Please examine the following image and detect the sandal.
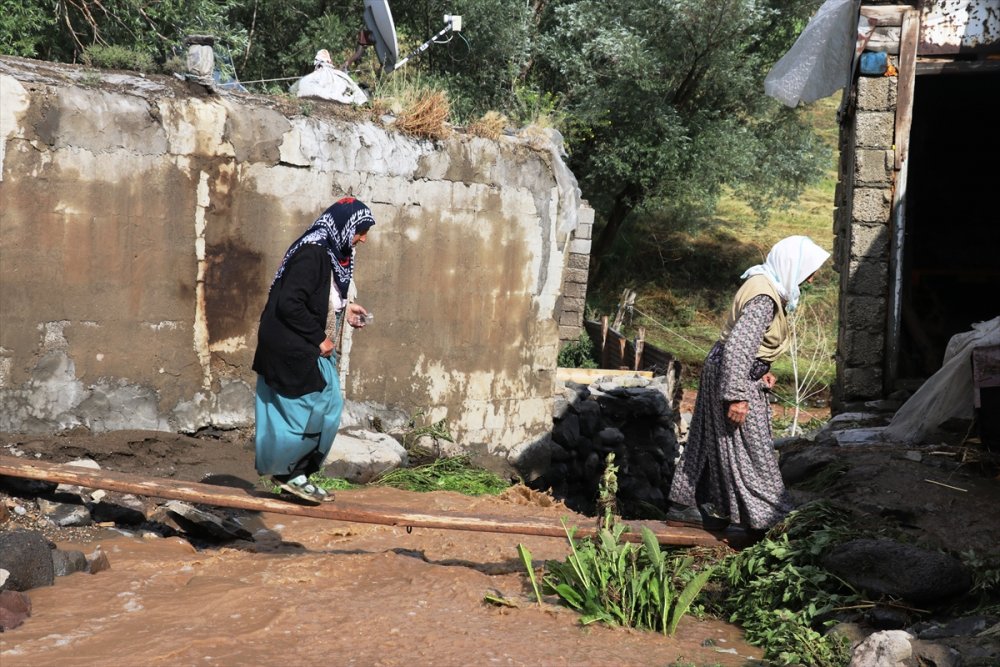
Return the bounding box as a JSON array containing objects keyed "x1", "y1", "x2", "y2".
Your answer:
[{"x1": 274, "y1": 474, "x2": 332, "y2": 504}]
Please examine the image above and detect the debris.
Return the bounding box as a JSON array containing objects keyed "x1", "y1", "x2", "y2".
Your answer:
[{"x1": 923, "y1": 479, "x2": 967, "y2": 492}]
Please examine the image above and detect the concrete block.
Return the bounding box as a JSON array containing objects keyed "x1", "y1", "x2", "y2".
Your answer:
[
  {"x1": 854, "y1": 149, "x2": 893, "y2": 187},
  {"x1": 843, "y1": 329, "x2": 885, "y2": 366},
  {"x1": 845, "y1": 295, "x2": 887, "y2": 332},
  {"x1": 561, "y1": 297, "x2": 586, "y2": 313},
  {"x1": 855, "y1": 111, "x2": 895, "y2": 149},
  {"x1": 574, "y1": 222, "x2": 593, "y2": 240},
  {"x1": 564, "y1": 268, "x2": 589, "y2": 284},
  {"x1": 842, "y1": 366, "x2": 883, "y2": 400},
  {"x1": 846, "y1": 259, "x2": 889, "y2": 297},
  {"x1": 559, "y1": 309, "x2": 584, "y2": 326},
  {"x1": 577, "y1": 206, "x2": 595, "y2": 226},
  {"x1": 567, "y1": 253, "x2": 590, "y2": 271},
  {"x1": 562, "y1": 282, "x2": 588, "y2": 299},
  {"x1": 559, "y1": 325, "x2": 583, "y2": 341},
  {"x1": 852, "y1": 187, "x2": 892, "y2": 224},
  {"x1": 850, "y1": 223, "x2": 890, "y2": 259},
  {"x1": 568, "y1": 238, "x2": 592, "y2": 255},
  {"x1": 857, "y1": 76, "x2": 893, "y2": 111}
]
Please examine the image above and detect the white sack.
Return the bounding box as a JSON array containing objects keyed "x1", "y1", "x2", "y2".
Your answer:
[
  {"x1": 296, "y1": 67, "x2": 368, "y2": 106},
  {"x1": 883, "y1": 316, "x2": 1000, "y2": 444}
]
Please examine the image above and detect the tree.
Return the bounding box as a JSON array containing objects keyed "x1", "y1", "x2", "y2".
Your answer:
[{"x1": 527, "y1": 0, "x2": 828, "y2": 282}]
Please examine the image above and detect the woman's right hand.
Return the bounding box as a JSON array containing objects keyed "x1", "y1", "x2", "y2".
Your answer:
[
  {"x1": 319, "y1": 337, "x2": 335, "y2": 358},
  {"x1": 727, "y1": 400, "x2": 749, "y2": 425}
]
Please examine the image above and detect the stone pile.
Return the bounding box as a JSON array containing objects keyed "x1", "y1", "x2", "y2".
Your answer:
[{"x1": 531, "y1": 375, "x2": 681, "y2": 518}]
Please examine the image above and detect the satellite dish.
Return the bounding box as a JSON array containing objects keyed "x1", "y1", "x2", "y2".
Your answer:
[{"x1": 363, "y1": 0, "x2": 399, "y2": 72}]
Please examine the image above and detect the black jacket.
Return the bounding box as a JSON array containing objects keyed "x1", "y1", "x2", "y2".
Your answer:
[{"x1": 252, "y1": 245, "x2": 332, "y2": 397}]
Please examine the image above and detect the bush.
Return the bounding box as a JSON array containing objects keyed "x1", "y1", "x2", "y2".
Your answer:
[
  {"x1": 82, "y1": 44, "x2": 155, "y2": 73},
  {"x1": 558, "y1": 333, "x2": 598, "y2": 368}
]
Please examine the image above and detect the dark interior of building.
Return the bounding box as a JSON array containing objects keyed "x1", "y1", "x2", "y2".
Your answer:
[{"x1": 897, "y1": 69, "x2": 1000, "y2": 382}]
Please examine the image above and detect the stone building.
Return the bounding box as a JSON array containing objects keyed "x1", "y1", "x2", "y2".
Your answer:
[{"x1": 833, "y1": 0, "x2": 999, "y2": 408}]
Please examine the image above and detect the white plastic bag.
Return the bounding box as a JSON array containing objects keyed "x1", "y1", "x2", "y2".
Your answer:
[
  {"x1": 296, "y1": 66, "x2": 368, "y2": 106},
  {"x1": 764, "y1": 0, "x2": 863, "y2": 107}
]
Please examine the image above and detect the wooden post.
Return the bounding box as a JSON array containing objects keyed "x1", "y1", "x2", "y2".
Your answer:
[
  {"x1": 601, "y1": 315, "x2": 610, "y2": 368},
  {"x1": 886, "y1": 7, "x2": 919, "y2": 391},
  {"x1": 634, "y1": 327, "x2": 646, "y2": 371}
]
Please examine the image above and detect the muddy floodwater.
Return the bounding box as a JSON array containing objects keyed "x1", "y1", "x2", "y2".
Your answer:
[{"x1": 1, "y1": 487, "x2": 762, "y2": 666}]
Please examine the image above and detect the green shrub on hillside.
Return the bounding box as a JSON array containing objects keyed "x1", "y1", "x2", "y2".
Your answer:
[{"x1": 82, "y1": 44, "x2": 155, "y2": 73}]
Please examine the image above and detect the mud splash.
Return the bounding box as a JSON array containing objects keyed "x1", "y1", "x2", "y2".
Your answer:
[{"x1": 2, "y1": 488, "x2": 762, "y2": 667}]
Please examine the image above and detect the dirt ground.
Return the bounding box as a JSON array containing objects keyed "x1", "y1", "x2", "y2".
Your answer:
[
  {"x1": 0, "y1": 427, "x2": 764, "y2": 667},
  {"x1": 1, "y1": 407, "x2": 999, "y2": 666}
]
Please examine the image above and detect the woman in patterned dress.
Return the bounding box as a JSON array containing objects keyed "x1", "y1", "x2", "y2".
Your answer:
[{"x1": 666, "y1": 236, "x2": 830, "y2": 531}]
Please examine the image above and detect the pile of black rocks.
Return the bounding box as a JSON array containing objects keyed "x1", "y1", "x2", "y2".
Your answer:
[{"x1": 531, "y1": 375, "x2": 681, "y2": 518}]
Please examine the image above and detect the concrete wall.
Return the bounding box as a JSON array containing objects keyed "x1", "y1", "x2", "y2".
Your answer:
[{"x1": 0, "y1": 57, "x2": 592, "y2": 461}]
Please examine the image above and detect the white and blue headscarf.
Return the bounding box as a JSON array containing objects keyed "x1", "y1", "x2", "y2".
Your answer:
[
  {"x1": 740, "y1": 236, "x2": 830, "y2": 312},
  {"x1": 271, "y1": 197, "x2": 375, "y2": 299}
]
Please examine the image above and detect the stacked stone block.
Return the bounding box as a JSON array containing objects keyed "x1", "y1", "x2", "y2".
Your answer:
[
  {"x1": 558, "y1": 206, "x2": 595, "y2": 345},
  {"x1": 834, "y1": 59, "x2": 899, "y2": 407}
]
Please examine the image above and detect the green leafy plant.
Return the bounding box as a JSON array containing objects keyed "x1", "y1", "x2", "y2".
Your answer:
[
  {"x1": 959, "y1": 550, "x2": 1000, "y2": 614},
  {"x1": 373, "y1": 456, "x2": 509, "y2": 496},
  {"x1": 543, "y1": 519, "x2": 714, "y2": 635},
  {"x1": 258, "y1": 472, "x2": 355, "y2": 494},
  {"x1": 518, "y1": 543, "x2": 543, "y2": 605},
  {"x1": 558, "y1": 333, "x2": 599, "y2": 369},
  {"x1": 536, "y1": 456, "x2": 713, "y2": 634},
  {"x1": 721, "y1": 502, "x2": 858, "y2": 666}
]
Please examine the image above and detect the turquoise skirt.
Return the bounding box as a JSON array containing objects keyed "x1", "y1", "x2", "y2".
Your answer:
[{"x1": 254, "y1": 356, "x2": 343, "y2": 476}]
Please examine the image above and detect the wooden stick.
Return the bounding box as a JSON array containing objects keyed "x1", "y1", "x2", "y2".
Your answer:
[
  {"x1": 0, "y1": 456, "x2": 746, "y2": 547},
  {"x1": 923, "y1": 478, "x2": 967, "y2": 492}
]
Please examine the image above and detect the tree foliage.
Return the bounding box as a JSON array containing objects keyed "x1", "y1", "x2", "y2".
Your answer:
[
  {"x1": 527, "y1": 0, "x2": 828, "y2": 279},
  {"x1": 0, "y1": 0, "x2": 829, "y2": 277}
]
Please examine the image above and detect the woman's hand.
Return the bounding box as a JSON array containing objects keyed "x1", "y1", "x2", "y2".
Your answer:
[
  {"x1": 319, "y1": 337, "x2": 335, "y2": 358},
  {"x1": 727, "y1": 400, "x2": 750, "y2": 426},
  {"x1": 761, "y1": 372, "x2": 777, "y2": 389},
  {"x1": 346, "y1": 302, "x2": 369, "y2": 328}
]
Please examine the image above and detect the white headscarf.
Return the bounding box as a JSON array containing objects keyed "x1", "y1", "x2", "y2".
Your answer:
[{"x1": 740, "y1": 236, "x2": 830, "y2": 312}]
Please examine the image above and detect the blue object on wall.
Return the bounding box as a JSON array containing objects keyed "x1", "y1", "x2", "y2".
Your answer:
[{"x1": 860, "y1": 51, "x2": 888, "y2": 76}]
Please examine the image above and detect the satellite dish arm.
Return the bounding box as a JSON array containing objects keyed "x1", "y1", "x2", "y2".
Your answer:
[{"x1": 391, "y1": 15, "x2": 461, "y2": 72}]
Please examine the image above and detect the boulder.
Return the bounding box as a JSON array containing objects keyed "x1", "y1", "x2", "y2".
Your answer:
[
  {"x1": 0, "y1": 590, "x2": 32, "y2": 631},
  {"x1": 51, "y1": 549, "x2": 89, "y2": 577},
  {"x1": 322, "y1": 430, "x2": 408, "y2": 483},
  {"x1": 849, "y1": 630, "x2": 913, "y2": 667},
  {"x1": 0, "y1": 530, "x2": 55, "y2": 591},
  {"x1": 823, "y1": 539, "x2": 973, "y2": 604}
]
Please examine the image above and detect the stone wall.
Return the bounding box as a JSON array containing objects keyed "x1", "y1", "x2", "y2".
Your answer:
[{"x1": 0, "y1": 56, "x2": 592, "y2": 463}]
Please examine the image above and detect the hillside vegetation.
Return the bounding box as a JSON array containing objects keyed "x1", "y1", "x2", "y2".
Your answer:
[{"x1": 586, "y1": 95, "x2": 841, "y2": 422}]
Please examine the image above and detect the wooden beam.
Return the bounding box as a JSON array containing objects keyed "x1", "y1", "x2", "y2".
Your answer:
[
  {"x1": 861, "y1": 5, "x2": 906, "y2": 27},
  {"x1": 894, "y1": 8, "x2": 920, "y2": 170},
  {"x1": 916, "y1": 58, "x2": 1000, "y2": 76},
  {"x1": 0, "y1": 456, "x2": 747, "y2": 548}
]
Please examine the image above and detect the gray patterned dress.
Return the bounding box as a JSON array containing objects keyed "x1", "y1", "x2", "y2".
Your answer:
[{"x1": 668, "y1": 295, "x2": 792, "y2": 530}]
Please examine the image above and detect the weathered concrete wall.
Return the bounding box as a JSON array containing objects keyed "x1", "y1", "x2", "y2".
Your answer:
[{"x1": 0, "y1": 57, "x2": 592, "y2": 460}]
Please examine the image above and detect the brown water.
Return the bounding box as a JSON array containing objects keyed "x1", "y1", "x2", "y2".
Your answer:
[{"x1": 2, "y1": 488, "x2": 763, "y2": 666}]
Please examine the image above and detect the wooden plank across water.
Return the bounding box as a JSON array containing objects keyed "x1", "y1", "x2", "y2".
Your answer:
[{"x1": 0, "y1": 455, "x2": 748, "y2": 548}]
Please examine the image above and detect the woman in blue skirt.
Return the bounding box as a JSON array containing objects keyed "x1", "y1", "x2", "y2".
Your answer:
[{"x1": 252, "y1": 198, "x2": 375, "y2": 502}]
